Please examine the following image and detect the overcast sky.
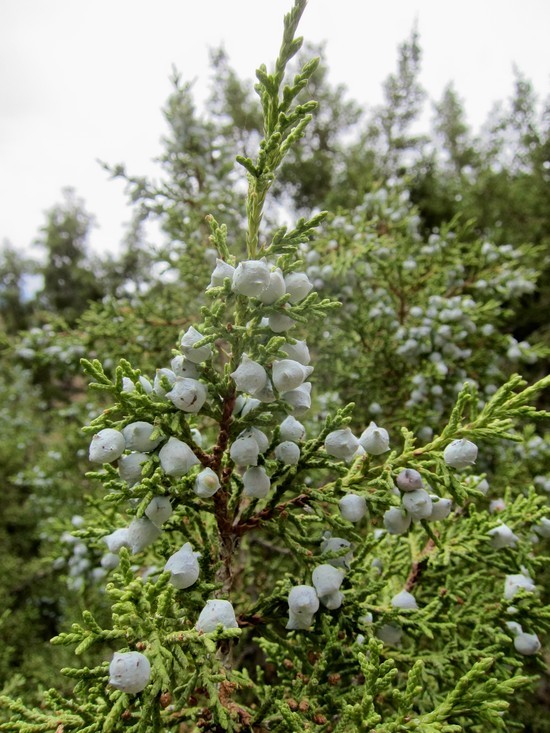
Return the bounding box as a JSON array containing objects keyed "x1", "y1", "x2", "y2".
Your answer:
[{"x1": 1, "y1": 0, "x2": 549, "y2": 259}]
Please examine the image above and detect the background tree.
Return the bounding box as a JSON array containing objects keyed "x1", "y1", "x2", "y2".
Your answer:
[
  {"x1": 0, "y1": 244, "x2": 37, "y2": 335},
  {"x1": 35, "y1": 188, "x2": 103, "y2": 325}
]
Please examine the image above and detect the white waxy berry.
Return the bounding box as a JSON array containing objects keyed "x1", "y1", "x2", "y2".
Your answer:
[
  {"x1": 489, "y1": 498, "x2": 506, "y2": 513},
  {"x1": 122, "y1": 377, "x2": 135, "y2": 393},
  {"x1": 339, "y1": 494, "x2": 367, "y2": 522},
  {"x1": 138, "y1": 376, "x2": 153, "y2": 393},
  {"x1": 488, "y1": 523, "x2": 519, "y2": 549},
  {"x1": 272, "y1": 359, "x2": 313, "y2": 393},
  {"x1": 118, "y1": 452, "x2": 148, "y2": 486},
  {"x1": 469, "y1": 476, "x2": 490, "y2": 495},
  {"x1": 505, "y1": 621, "x2": 523, "y2": 635},
  {"x1": 239, "y1": 397, "x2": 261, "y2": 416},
  {"x1": 153, "y1": 368, "x2": 177, "y2": 396},
  {"x1": 230, "y1": 436, "x2": 259, "y2": 466},
  {"x1": 109, "y1": 651, "x2": 151, "y2": 694},
  {"x1": 122, "y1": 421, "x2": 163, "y2": 453},
  {"x1": 194, "y1": 468, "x2": 221, "y2": 498},
  {"x1": 258, "y1": 268, "x2": 286, "y2": 304},
  {"x1": 514, "y1": 632, "x2": 541, "y2": 655},
  {"x1": 428, "y1": 496, "x2": 453, "y2": 521},
  {"x1": 504, "y1": 572, "x2": 536, "y2": 600},
  {"x1": 103, "y1": 528, "x2": 130, "y2": 553},
  {"x1": 254, "y1": 379, "x2": 276, "y2": 403},
  {"x1": 395, "y1": 468, "x2": 424, "y2": 492},
  {"x1": 171, "y1": 355, "x2": 199, "y2": 379},
  {"x1": 89, "y1": 429, "x2": 126, "y2": 464},
  {"x1": 230, "y1": 355, "x2": 267, "y2": 395},
  {"x1": 180, "y1": 326, "x2": 212, "y2": 364},
  {"x1": 284, "y1": 272, "x2": 313, "y2": 303},
  {"x1": 196, "y1": 599, "x2": 238, "y2": 632},
  {"x1": 268, "y1": 310, "x2": 295, "y2": 333},
  {"x1": 209, "y1": 258, "x2": 235, "y2": 289},
  {"x1": 232, "y1": 260, "x2": 271, "y2": 297},
  {"x1": 274, "y1": 441, "x2": 300, "y2": 465},
  {"x1": 359, "y1": 612, "x2": 374, "y2": 625},
  {"x1": 391, "y1": 590, "x2": 418, "y2": 610},
  {"x1": 282, "y1": 340, "x2": 310, "y2": 365},
  {"x1": 324, "y1": 428, "x2": 360, "y2": 461},
  {"x1": 359, "y1": 422, "x2": 390, "y2": 455},
  {"x1": 286, "y1": 585, "x2": 319, "y2": 630},
  {"x1": 383, "y1": 507, "x2": 412, "y2": 535},
  {"x1": 233, "y1": 395, "x2": 246, "y2": 414},
  {"x1": 242, "y1": 465, "x2": 271, "y2": 498},
  {"x1": 312, "y1": 564, "x2": 344, "y2": 598},
  {"x1": 533, "y1": 518, "x2": 550, "y2": 539},
  {"x1": 279, "y1": 415, "x2": 306, "y2": 443},
  {"x1": 443, "y1": 439, "x2": 478, "y2": 469},
  {"x1": 165, "y1": 542, "x2": 201, "y2": 589},
  {"x1": 101, "y1": 552, "x2": 120, "y2": 570},
  {"x1": 321, "y1": 536, "x2": 353, "y2": 569},
  {"x1": 239, "y1": 427, "x2": 269, "y2": 454},
  {"x1": 190, "y1": 428, "x2": 203, "y2": 446},
  {"x1": 166, "y1": 377, "x2": 208, "y2": 413},
  {"x1": 376, "y1": 623, "x2": 402, "y2": 646},
  {"x1": 144, "y1": 496, "x2": 173, "y2": 528},
  {"x1": 282, "y1": 382, "x2": 312, "y2": 415},
  {"x1": 159, "y1": 437, "x2": 199, "y2": 476},
  {"x1": 321, "y1": 591, "x2": 344, "y2": 610},
  {"x1": 127, "y1": 517, "x2": 161, "y2": 554},
  {"x1": 204, "y1": 247, "x2": 217, "y2": 265},
  {"x1": 476, "y1": 478, "x2": 490, "y2": 496},
  {"x1": 376, "y1": 624, "x2": 403, "y2": 646},
  {"x1": 402, "y1": 489, "x2": 433, "y2": 521}
]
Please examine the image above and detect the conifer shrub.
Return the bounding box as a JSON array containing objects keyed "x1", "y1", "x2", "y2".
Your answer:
[{"x1": 1, "y1": 3, "x2": 548, "y2": 731}]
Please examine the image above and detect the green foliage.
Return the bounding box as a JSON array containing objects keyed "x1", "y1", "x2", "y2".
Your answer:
[{"x1": 0, "y1": 364, "x2": 95, "y2": 701}]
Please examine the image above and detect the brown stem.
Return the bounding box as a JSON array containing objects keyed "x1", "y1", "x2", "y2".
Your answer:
[
  {"x1": 404, "y1": 538, "x2": 435, "y2": 592},
  {"x1": 233, "y1": 493, "x2": 311, "y2": 536},
  {"x1": 210, "y1": 388, "x2": 237, "y2": 594},
  {"x1": 213, "y1": 488, "x2": 238, "y2": 595},
  {"x1": 212, "y1": 387, "x2": 236, "y2": 473}
]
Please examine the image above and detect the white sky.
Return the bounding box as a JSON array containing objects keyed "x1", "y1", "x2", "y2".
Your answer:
[{"x1": 1, "y1": 0, "x2": 549, "y2": 259}]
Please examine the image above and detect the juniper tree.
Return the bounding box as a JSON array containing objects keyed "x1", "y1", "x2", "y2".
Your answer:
[
  {"x1": 36, "y1": 189, "x2": 103, "y2": 325},
  {"x1": 1, "y1": 3, "x2": 549, "y2": 732},
  {"x1": 349, "y1": 27, "x2": 427, "y2": 186},
  {"x1": 432, "y1": 84, "x2": 478, "y2": 177},
  {"x1": 304, "y1": 182, "x2": 548, "y2": 433}
]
